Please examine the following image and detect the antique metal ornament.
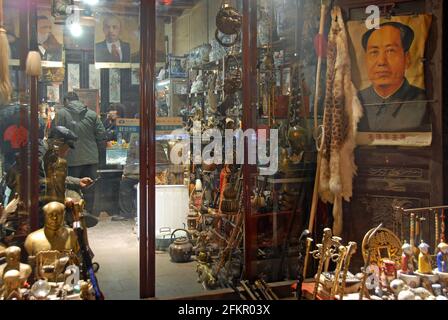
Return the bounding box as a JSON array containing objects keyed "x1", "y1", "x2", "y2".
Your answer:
[
  {"x1": 223, "y1": 56, "x2": 242, "y2": 95},
  {"x1": 361, "y1": 227, "x2": 402, "y2": 267},
  {"x1": 1, "y1": 270, "x2": 22, "y2": 300},
  {"x1": 310, "y1": 228, "x2": 344, "y2": 299},
  {"x1": 169, "y1": 229, "x2": 194, "y2": 263},
  {"x1": 0, "y1": 246, "x2": 32, "y2": 286},
  {"x1": 215, "y1": 2, "x2": 242, "y2": 47},
  {"x1": 196, "y1": 252, "x2": 217, "y2": 289}
]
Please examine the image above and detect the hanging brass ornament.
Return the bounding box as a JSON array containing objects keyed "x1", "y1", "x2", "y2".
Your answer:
[
  {"x1": 215, "y1": 2, "x2": 242, "y2": 47},
  {"x1": 223, "y1": 55, "x2": 242, "y2": 95}
]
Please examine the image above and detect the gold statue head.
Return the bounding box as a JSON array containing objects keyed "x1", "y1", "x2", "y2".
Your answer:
[
  {"x1": 5, "y1": 246, "x2": 21, "y2": 265},
  {"x1": 43, "y1": 202, "x2": 65, "y2": 231}
]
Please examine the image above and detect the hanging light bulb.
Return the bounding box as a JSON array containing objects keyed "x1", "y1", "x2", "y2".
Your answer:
[
  {"x1": 69, "y1": 22, "x2": 83, "y2": 37},
  {"x1": 66, "y1": 10, "x2": 83, "y2": 38}
]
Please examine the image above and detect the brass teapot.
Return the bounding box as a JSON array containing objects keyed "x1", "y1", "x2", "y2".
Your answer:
[{"x1": 169, "y1": 229, "x2": 194, "y2": 263}]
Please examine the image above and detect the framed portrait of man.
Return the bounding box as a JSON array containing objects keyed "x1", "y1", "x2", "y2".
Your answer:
[
  {"x1": 347, "y1": 15, "x2": 433, "y2": 146},
  {"x1": 37, "y1": 5, "x2": 64, "y2": 67},
  {"x1": 4, "y1": 6, "x2": 20, "y2": 62},
  {"x1": 94, "y1": 12, "x2": 139, "y2": 68}
]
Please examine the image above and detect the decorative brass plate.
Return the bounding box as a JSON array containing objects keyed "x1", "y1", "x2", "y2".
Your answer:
[{"x1": 362, "y1": 227, "x2": 402, "y2": 266}]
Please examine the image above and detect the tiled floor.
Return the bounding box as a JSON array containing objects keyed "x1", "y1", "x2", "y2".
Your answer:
[{"x1": 88, "y1": 216, "x2": 205, "y2": 300}]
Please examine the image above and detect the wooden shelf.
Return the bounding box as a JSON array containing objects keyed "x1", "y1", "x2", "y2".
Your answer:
[
  {"x1": 257, "y1": 176, "x2": 313, "y2": 184},
  {"x1": 249, "y1": 210, "x2": 296, "y2": 218}
]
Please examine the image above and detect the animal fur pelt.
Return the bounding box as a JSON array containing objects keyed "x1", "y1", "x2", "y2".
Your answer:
[{"x1": 318, "y1": 7, "x2": 363, "y2": 236}]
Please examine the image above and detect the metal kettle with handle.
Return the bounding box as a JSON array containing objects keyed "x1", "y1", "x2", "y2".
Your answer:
[{"x1": 169, "y1": 229, "x2": 193, "y2": 263}]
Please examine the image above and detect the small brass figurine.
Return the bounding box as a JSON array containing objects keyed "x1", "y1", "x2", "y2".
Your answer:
[
  {"x1": 196, "y1": 252, "x2": 216, "y2": 290},
  {"x1": 1, "y1": 270, "x2": 22, "y2": 300},
  {"x1": 0, "y1": 246, "x2": 32, "y2": 286},
  {"x1": 80, "y1": 281, "x2": 95, "y2": 300},
  {"x1": 24, "y1": 202, "x2": 80, "y2": 257}
]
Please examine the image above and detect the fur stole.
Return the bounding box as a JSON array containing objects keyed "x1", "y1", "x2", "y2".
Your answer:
[{"x1": 318, "y1": 7, "x2": 363, "y2": 236}]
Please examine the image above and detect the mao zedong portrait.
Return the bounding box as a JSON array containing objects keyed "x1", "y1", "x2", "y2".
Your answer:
[
  {"x1": 95, "y1": 15, "x2": 131, "y2": 63},
  {"x1": 358, "y1": 22, "x2": 429, "y2": 132}
]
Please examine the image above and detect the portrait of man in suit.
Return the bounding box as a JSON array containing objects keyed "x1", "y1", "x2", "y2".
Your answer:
[
  {"x1": 37, "y1": 15, "x2": 63, "y2": 62},
  {"x1": 95, "y1": 14, "x2": 131, "y2": 63},
  {"x1": 4, "y1": 13, "x2": 19, "y2": 60},
  {"x1": 358, "y1": 22, "x2": 429, "y2": 132}
]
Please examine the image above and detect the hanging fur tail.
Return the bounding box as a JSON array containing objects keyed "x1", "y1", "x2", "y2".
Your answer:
[
  {"x1": 0, "y1": 0, "x2": 12, "y2": 105},
  {"x1": 26, "y1": 51, "x2": 42, "y2": 77},
  {"x1": 332, "y1": 195, "x2": 343, "y2": 236},
  {"x1": 318, "y1": 7, "x2": 363, "y2": 237}
]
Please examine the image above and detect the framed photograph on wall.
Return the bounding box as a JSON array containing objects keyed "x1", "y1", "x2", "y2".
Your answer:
[
  {"x1": 4, "y1": 4, "x2": 20, "y2": 61},
  {"x1": 94, "y1": 11, "x2": 139, "y2": 68},
  {"x1": 37, "y1": 2, "x2": 64, "y2": 68}
]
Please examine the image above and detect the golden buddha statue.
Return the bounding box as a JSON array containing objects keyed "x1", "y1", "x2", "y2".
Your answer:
[
  {"x1": 1, "y1": 270, "x2": 22, "y2": 300},
  {"x1": 24, "y1": 202, "x2": 79, "y2": 258},
  {"x1": 0, "y1": 246, "x2": 31, "y2": 286}
]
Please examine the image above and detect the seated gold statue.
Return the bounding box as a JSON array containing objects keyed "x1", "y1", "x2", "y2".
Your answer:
[
  {"x1": 0, "y1": 246, "x2": 31, "y2": 286},
  {"x1": 1, "y1": 270, "x2": 22, "y2": 300},
  {"x1": 24, "y1": 202, "x2": 79, "y2": 257}
]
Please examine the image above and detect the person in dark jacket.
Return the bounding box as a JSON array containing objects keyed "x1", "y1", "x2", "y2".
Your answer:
[
  {"x1": 103, "y1": 103, "x2": 125, "y2": 143},
  {"x1": 53, "y1": 92, "x2": 106, "y2": 216}
]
